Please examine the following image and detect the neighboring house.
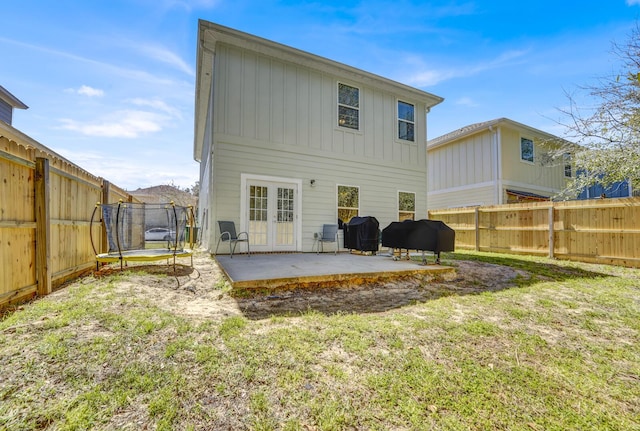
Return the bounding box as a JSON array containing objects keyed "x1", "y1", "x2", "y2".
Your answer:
[
  {"x1": 427, "y1": 118, "x2": 574, "y2": 210},
  {"x1": 0, "y1": 85, "x2": 28, "y2": 125},
  {"x1": 194, "y1": 21, "x2": 443, "y2": 252},
  {"x1": 577, "y1": 179, "x2": 634, "y2": 199}
]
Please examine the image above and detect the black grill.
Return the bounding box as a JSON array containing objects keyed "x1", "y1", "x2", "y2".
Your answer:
[
  {"x1": 343, "y1": 216, "x2": 380, "y2": 252},
  {"x1": 382, "y1": 219, "x2": 455, "y2": 264}
]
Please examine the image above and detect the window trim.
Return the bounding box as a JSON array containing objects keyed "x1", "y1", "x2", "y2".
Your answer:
[
  {"x1": 337, "y1": 82, "x2": 360, "y2": 131},
  {"x1": 337, "y1": 184, "x2": 360, "y2": 223},
  {"x1": 398, "y1": 190, "x2": 416, "y2": 221},
  {"x1": 397, "y1": 100, "x2": 415, "y2": 142},
  {"x1": 520, "y1": 137, "x2": 535, "y2": 164}
]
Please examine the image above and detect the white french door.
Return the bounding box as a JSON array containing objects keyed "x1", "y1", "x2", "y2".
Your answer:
[{"x1": 242, "y1": 176, "x2": 301, "y2": 252}]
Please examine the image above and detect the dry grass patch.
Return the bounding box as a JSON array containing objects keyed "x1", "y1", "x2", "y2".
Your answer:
[{"x1": 1, "y1": 251, "x2": 639, "y2": 430}]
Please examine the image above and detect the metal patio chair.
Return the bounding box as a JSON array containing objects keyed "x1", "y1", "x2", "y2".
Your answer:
[
  {"x1": 215, "y1": 221, "x2": 250, "y2": 258},
  {"x1": 313, "y1": 224, "x2": 339, "y2": 255}
]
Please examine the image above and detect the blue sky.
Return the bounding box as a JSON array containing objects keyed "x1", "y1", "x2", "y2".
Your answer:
[{"x1": 2, "y1": 1, "x2": 639, "y2": 190}]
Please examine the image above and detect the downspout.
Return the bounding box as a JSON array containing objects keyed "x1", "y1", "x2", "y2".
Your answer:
[
  {"x1": 425, "y1": 106, "x2": 431, "y2": 214},
  {"x1": 496, "y1": 127, "x2": 503, "y2": 204}
]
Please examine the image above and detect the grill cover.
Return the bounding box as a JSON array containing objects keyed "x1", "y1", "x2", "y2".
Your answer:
[
  {"x1": 382, "y1": 219, "x2": 455, "y2": 253},
  {"x1": 343, "y1": 216, "x2": 380, "y2": 252}
]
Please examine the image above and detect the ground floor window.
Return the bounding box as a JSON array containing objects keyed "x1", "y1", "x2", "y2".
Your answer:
[
  {"x1": 398, "y1": 191, "x2": 415, "y2": 221},
  {"x1": 338, "y1": 185, "x2": 359, "y2": 223}
]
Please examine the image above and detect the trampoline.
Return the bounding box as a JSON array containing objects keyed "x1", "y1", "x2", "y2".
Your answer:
[{"x1": 90, "y1": 201, "x2": 196, "y2": 270}]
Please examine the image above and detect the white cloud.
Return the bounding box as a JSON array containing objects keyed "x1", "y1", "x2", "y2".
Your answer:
[
  {"x1": 455, "y1": 97, "x2": 479, "y2": 107},
  {"x1": 0, "y1": 36, "x2": 181, "y2": 88},
  {"x1": 58, "y1": 110, "x2": 168, "y2": 138},
  {"x1": 77, "y1": 85, "x2": 104, "y2": 97},
  {"x1": 136, "y1": 44, "x2": 194, "y2": 76},
  {"x1": 404, "y1": 49, "x2": 528, "y2": 87},
  {"x1": 128, "y1": 98, "x2": 182, "y2": 119},
  {"x1": 627, "y1": 0, "x2": 640, "y2": 5},
  {"x1": 55, "y1": 148, "x2": 197, "y2": 190}
]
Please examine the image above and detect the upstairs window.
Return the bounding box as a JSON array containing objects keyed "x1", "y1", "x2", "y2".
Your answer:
[
  {"x1": 398, "y1": 101, "x2": 415, "y2": 141},
  {"x1": 338, "y1": 83, "x2": 359, "y2": 130},
  {"x1": 563, "y1": 153, "x2": 572, "y2": 177},
  {"x1": 521, "y1": 137, "x2": 534, "y2": 163},
  {"x1": 338, "y1": 185, "x2": 359, "y2": 223},
  {"x1": 398, "y1": 191, "x2": 416, "y2": 221}
]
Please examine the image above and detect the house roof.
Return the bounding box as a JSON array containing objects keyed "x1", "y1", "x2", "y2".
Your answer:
[
  {"x1": 194, "y1": 20, "x2": 444, "y2": 161},
  {"x1": 0, "y1": 85, "x2": 28, "y2": 110},
  {"x1": 427, "y1": 117, "x2": 572, "y2": 151}
]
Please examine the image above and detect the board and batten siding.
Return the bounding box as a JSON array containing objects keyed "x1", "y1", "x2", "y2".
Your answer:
[
  {"x1": 500, "y1": 127, "x2": 567, "y2": 191},
  {"x1": 427, "y1": 130, "x2": 495, "y2": 192},
  {"x1": 200, "y1": 42, "x2": 430, "y2": 251},
  {"x1": 213, "y1": 44, "x2": 426, "y2": 168}
]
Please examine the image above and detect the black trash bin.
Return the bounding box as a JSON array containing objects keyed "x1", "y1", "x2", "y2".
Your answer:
[{"x1": 343, "y1": 216, "x2": 380, "y2": 253}]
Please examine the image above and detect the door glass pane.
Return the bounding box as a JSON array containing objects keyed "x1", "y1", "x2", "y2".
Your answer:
[
  {"x1": 276, "y1": 187, "x2": 294, "y2": 246},
  {"x1": 249, "y1": 185, "x2": 268, "y2": 245}
]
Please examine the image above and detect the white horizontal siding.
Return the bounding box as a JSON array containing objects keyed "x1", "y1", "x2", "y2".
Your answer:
[
  {"x1": 427, "y1": 184, "x2": 496, "y2": 211},
  {"x1": 210, "y1": 141, "x2": 427, "y2": 251}
]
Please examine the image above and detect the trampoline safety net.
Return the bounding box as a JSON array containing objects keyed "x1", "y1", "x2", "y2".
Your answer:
[{"x1": 91, "y1": 201, "x2": 194, "y2": 266}]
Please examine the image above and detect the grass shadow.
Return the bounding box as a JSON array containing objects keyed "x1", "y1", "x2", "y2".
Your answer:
[{"x1": 439, "y1": 251, "x2": 615, "y2": 285}]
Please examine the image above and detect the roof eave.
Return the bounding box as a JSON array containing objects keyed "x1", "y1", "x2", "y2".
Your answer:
[{"x1": 0, "y1": 85, "x2": 28, "y2": 110}]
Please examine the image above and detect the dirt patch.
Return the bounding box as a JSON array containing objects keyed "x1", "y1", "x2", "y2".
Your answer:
[{"x1": 87, "y1": 252, "x2": 526, "y2": 321}]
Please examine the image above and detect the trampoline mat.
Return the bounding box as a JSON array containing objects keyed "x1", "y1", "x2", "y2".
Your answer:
[{"x1": 96, "y1": 248, "x2": 193, "y2": 263}]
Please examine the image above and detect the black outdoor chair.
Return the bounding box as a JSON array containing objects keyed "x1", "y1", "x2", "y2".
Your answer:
[{"x1": 215, "y1": 221, "x2": 250, "y2": 258}]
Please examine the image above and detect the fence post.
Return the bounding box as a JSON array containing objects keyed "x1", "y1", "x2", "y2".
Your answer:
[
  {"x1": 475, "y1": 207, "x2": 480, "y2": 251},
  {"x1": 548, "y1": 205, "x2": 555, "y2": 259},
  {"x1": 35, "y1": 157, "x2": 52, "y2": 296},
  {"x1": 101, "y1": 180, "x2": 110, "y2": 253}
]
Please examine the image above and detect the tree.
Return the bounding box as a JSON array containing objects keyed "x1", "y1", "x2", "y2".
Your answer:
[
  {"x1": 189, "y1": 180, "x2": 200, "y2": 197},
  {"x1": 554, "y1": 23, "x2": 640, "y2": 199}
]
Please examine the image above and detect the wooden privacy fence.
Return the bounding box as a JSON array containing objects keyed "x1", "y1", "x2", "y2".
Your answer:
[
  {"x1": 1, "y1": 125, "x2": 138, "y2": 308},
  {"x1": 428, "y1": 197, "x2": 640, "y2": 268}
]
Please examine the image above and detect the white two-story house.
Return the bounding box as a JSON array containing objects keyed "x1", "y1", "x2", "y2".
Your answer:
[{"x1": 194, "y1": 21, "x2": 443, "y2": 253}]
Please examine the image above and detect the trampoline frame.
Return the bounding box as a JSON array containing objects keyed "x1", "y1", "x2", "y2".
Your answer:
[{"x1": 90, "y1": 201, "x2": 196, "y2": 270}]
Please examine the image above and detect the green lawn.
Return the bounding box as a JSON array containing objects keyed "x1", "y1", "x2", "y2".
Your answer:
[{"x1": 1, "y1": 251, "x2": 639, "y2": 430}]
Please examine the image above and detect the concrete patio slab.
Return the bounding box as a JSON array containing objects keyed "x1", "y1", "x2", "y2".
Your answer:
[{"x1": 214, "y1": 251, "x2": 455, "y2": 290}]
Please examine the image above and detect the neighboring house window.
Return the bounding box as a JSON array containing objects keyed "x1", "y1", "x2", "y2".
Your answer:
[
  {"x1": 563, "y1": 153, "x2": 572, "y2": 177},
  {"x1": 338, "y1": 185, "x2": 359, "y2": 223},
  {"x1": 398, "y1": 191, "x2": 415, "y2": 221},
  {"x1": 521, "y1": 137, "x2": 534, "y2": 163},
  {"x1": 398, "y1": 101, "x2": 415, "y2": 141},
  {"x1": 338, "y1": 83, "x2": 359, "y2": 130}
]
